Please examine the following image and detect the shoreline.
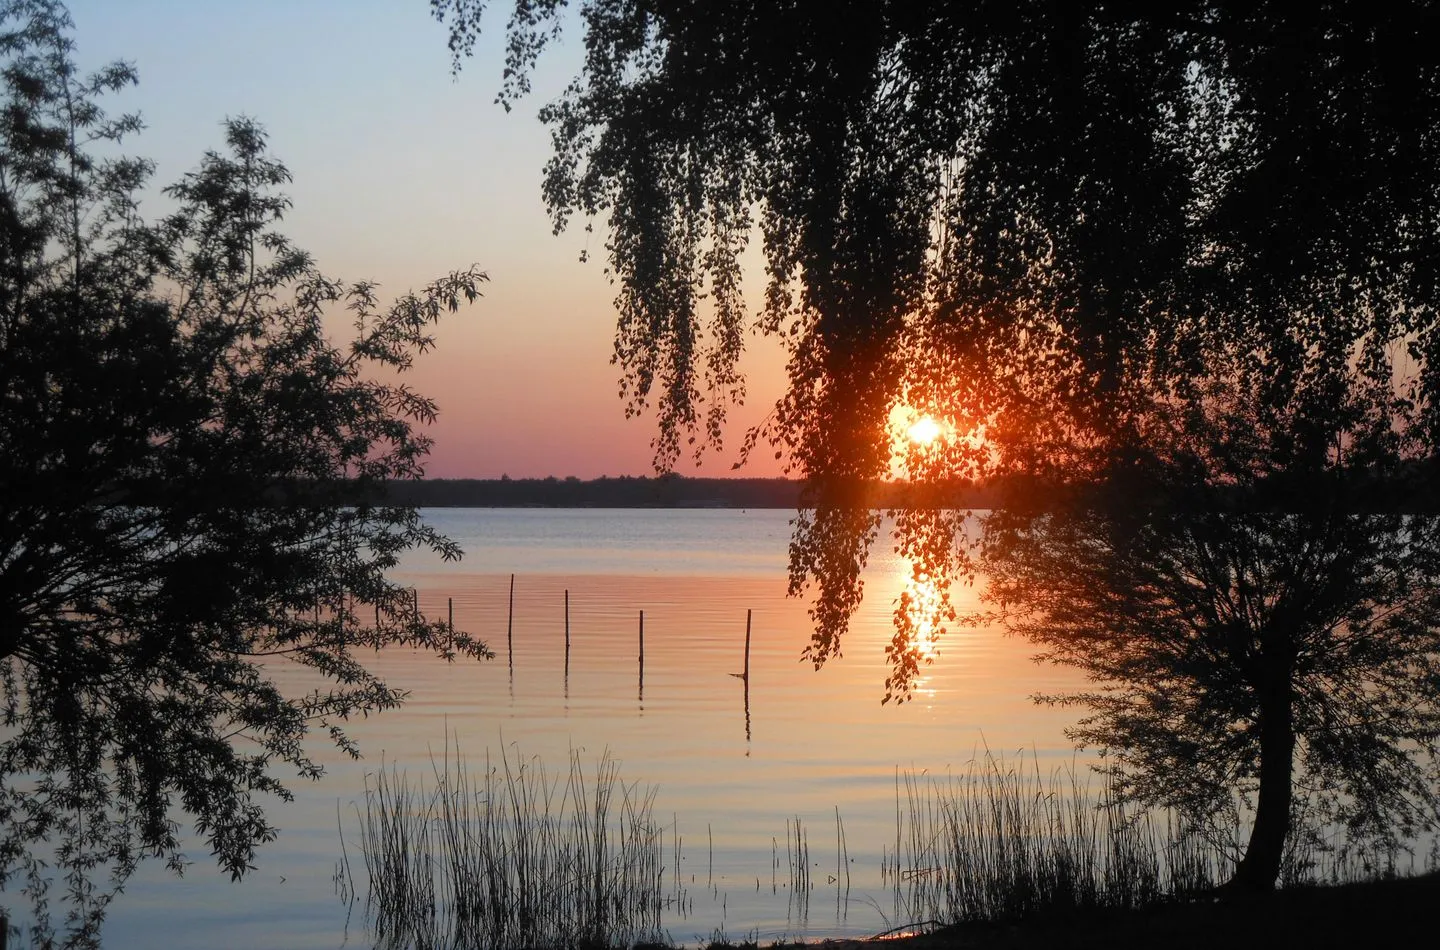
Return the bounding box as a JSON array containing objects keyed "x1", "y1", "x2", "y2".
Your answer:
[{"x1": 712, "y1": 873, "x2": 1439, "y2": 949}]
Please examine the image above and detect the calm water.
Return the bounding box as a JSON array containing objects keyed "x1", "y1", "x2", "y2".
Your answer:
[{"x1": 95, "y1": 509, "x2": 1088, "y2": 948}]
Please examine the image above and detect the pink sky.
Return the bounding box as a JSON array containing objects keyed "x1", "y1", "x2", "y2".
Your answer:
[
  {"x1": 418, "y1": 281, "x2": 792, "y2": 479},
  {"x1": 67, "y1": 0, "x2": 791, "y2": 480}
]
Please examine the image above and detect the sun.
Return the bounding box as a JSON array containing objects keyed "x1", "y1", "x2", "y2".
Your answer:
[{"x1": 907, "y1": 415, "x2": 943, "y2": 447}]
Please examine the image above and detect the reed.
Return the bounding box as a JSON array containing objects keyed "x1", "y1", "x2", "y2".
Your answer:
[
  {"x1": 353, "y1": 744, "x2": 668, "y2": 949},
  {"x1": 785, "y1": 816, "x2": 811, "y2": 922},
  {"x1": 884, "y1": 749, "x2": 1420, "y2": 929},
  {"x1": 886, "y1": 749, "x2": 1227, "y2": 925}
]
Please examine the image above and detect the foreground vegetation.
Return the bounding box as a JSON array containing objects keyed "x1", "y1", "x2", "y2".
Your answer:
[
  {"x1": 351, "y1": 747, "x2": 1428, "y2": 949},
  {"x1": 349, "y1": 746, "x2": 669, "y2": 949}
]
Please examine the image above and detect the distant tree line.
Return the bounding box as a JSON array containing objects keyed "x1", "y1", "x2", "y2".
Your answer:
[
  {"x1": 384, "y1": 467, "x2": 1439, "y2": 512},
  {"x1": 385, "y1": 475, "x2": 800, "y2": 507},
  {"x1": 382, "y1": 475, "x2": 801, "y2": 507}
]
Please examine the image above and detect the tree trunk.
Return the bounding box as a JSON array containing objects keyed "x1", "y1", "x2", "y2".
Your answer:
[{"x1": 1230, "y1": 655, "x2": 1296, "y2": 891}]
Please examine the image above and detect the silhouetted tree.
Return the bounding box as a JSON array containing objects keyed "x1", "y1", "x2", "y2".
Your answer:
[
  {"x1": 436, "y1": 1, "x2": 1440, "y2": 888},
  {"x1": 989, "y1": 505, "x2": 1440, "y2": 890},
  {"x1": 435, "y1": 0, "x2": 1440, "y2": 657},
  {"x1": 0, "y1": 3, "x2": 488, "y2": 942},
  {"x1": 984, "y1": 378, "x2": 1440, "y2": 891}
]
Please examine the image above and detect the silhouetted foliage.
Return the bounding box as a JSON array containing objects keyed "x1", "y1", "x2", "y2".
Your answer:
[
  {"x1": 0, "y1": 2, "x2": 488, "y2": 942},
  {"x1": 436, "y1": 0, "x2": 1440, "y2": 655},
  {"x1": 437, "y1": 1, "x2": 1440, "y2": 888},
  {"x1": 988, "y1": 504, "x2": 1440, "y2": 891},
  {"x1": 984, "y1": 365, "x2": 1440, "y2": 887}
]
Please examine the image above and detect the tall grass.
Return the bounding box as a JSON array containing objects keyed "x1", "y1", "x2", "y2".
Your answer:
[
  {"x1": 353, "y1": 744, "x2": 668, "y2": 949},
  {"x1": 885, "y1": 750, "x2": 1227, "y2": 925},
  {"x1": 881, "y1": 749, "x2": 1430, "y2": 928},
  {"x1": 784, "y1": 816, "x2": 810, "y2": 922},
  {"x1": 349, "y1": 743, "x2": 1428, "y2": 947}
]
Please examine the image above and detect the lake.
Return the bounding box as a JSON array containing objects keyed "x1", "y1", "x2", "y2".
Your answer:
[{"x1": 96, "y1": 508, "x2": 1090, "y2": 948}]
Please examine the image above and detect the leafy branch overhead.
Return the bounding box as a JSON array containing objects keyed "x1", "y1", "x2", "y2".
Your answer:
[
  {"x1": 436, "y1": 0, "x2": 1440, "y2": 891},
  {"x1": 436, "y1": 0, "x2": 1440, "y2": 639}
]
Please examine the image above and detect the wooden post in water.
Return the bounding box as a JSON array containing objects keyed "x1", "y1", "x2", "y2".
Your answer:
[
  {"x1": 564, "y1": 589, "x2": 571, "y2": 676},
  {"x1": 507, "y1": 573, "x2": 515, "y2": 670},
  {"x1": 638, "y1": 609, "x2": 645, "y2": 696},
  {"x1": 744, "y1": 609, "x2": 752, "y2": 681}
]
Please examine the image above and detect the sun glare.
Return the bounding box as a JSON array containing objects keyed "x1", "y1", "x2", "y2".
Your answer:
[
  {"x1": 906, "y1": 575, "x2": 942, "y2": 654},
  {"x1": 907, "y1": 415, "x2": 943, "y2": 446}
]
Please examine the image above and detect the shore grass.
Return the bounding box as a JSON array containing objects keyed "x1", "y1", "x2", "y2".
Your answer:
[
  {"x1": 883, "y1": 748, "x2": 1427, "y2": 928},
  {"x1": 885, "y1": 751, "x2": 1223, "y2": 924},
  {"x1": 350, "y1": 745, "x2": 1428, "y2": 948},
  {"x1": 354, "y1": 743, "x2": 668, "y2": 949}
]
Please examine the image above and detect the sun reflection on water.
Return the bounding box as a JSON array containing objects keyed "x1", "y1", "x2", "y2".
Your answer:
[
  {"x1": 902, "y1": 568, "x2": 945, "y2": 663},
  {"x1": 892, "y1": 556, "x2": 954, "y2": 703}
]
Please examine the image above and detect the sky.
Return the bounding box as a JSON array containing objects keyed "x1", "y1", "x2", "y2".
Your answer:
[{"x1": 65, "y1": 0, "x2": 790, "y2": 480}]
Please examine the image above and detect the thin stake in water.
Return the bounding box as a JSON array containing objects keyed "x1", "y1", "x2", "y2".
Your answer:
[
  {"x1": 744, "y1": 608, "x2": 751, "y2": 681},
  {"x1": 726, "y1": 610, "x2": 754, "y2": 745}
]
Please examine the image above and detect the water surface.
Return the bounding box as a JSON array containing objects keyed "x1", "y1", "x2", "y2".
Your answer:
[{"x1": 100, "y1": 509, "x2": 1087, "y2": 947}]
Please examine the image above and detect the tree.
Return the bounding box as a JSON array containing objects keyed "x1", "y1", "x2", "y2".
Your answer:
[
  {"x1": 982, "y1": 382, "x2": 1440, "y2": 889},
  {"x1": 434, "y1": 0, "x2": 1440, "y2": 657},
  {"x1": 0, "y1": 2, "x2": 489, "y2": 942},
  {"x1": 435, "y1": 1, "x2": 1440, "y2": 888},
  {"x1": 987, "y1": 508, "x2": 1440, "y2": 890}
]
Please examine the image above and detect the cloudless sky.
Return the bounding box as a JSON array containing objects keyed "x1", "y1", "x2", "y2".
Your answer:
[{"x1": 65, "y1": 0, "x2": 789, "y2": 479}]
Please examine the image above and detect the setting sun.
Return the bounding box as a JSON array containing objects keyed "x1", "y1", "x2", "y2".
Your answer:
[{"x1": 907, "y1": 415, "x2": 943, "y2": 446}]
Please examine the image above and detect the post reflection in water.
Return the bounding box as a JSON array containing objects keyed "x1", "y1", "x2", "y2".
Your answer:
[
  {"x1": 729, "y1": 664, "x2": 752, "y2": 746},
  {"x1": 731, "y1": 608, "x2": 754, "y2": 749},
  {"x1": 743, "y1": 675, "x2": 751, "y2": 750}
]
